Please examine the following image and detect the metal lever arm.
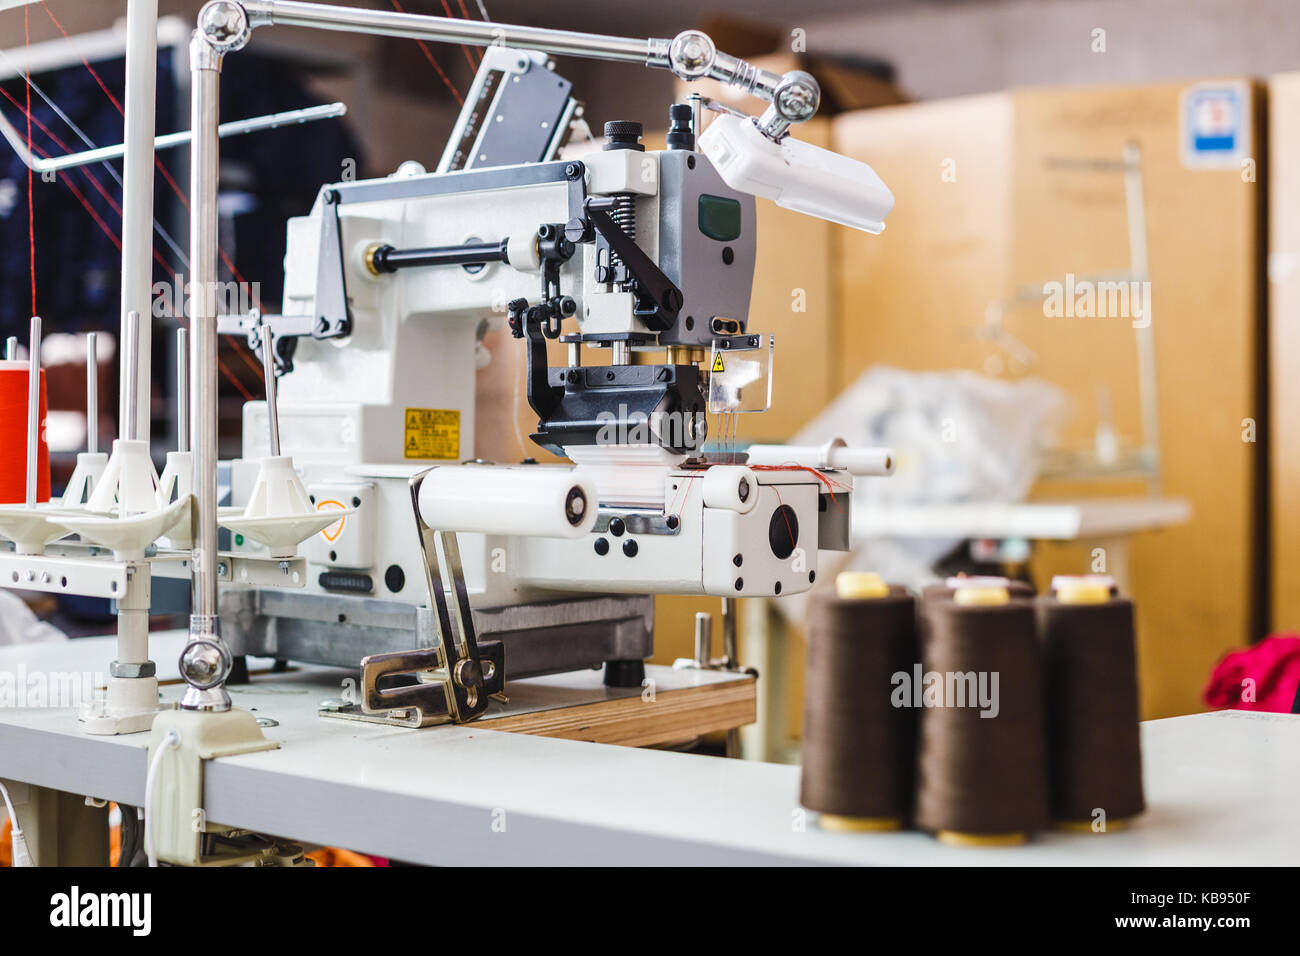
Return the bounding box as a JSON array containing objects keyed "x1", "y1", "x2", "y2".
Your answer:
[
  {"x1": 356, "y1": 471, "x2": 505, "y2": 726},
  {"x1": 587, "y1": 206, "x2": 683, "y2": 330}
]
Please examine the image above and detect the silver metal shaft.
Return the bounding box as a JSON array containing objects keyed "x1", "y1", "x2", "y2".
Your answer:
[
  {"x1": 5, "y1": 337, "x2": 16, "y2": 361},
  {"x1": 259, "y1": 323, "x2": 281, "y2": 457},
  {"x1": 0, "y1": 101, "x2": 346, "y2": 174},
  {"x1": 245, "y1": 0, "x2": 649, "y2": 61},
  {"x1": 86, "y1": 333, "x2": 98, "y2": 455},
  {"x1": 694, "y1": 611, "x2": 712, "y2": 667},
  {"x1": 25, "y1": 316, "x2": 41, "y2": 509},
  {"x1": 722, "y1": 596, "x2": 740, "y2": 758},
  {"x1": 121, "y1": 311, "x2": 141, "y2": 443},
  {"x1": 236, "y1": 1, "x2": 797, "y2": 127},
  {"x1": 176, "y1": 327, "x2": 189, "y2": 454},
  {"x1": 188, "y1": 35, "x2": 222, "y2": 628}
]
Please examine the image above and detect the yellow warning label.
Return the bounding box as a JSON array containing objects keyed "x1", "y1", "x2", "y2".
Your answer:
[
  {"x1": 404, "y1": 408, "x2": 460, "y2": 460},
  {"x1": 711, "y1": 354, "x2": 726, "y2": 373}
]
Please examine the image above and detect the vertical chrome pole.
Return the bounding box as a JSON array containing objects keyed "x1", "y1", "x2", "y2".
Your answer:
[
  {"x1": 86, "y1": 333, "x2": 99, "y2": 455},
  {"x1": 180, "y1": 30, "x2": 232, "y2": 712},
  {"x1": 259, "y1": 324, "x2": 281, "y2": 457},
  {"x1": 25, "y1": 316, "x2": 41, "y2": 509},
  {"x1": 721, "y1": 596, "x2": 739, "y2": 758},
  {"x1": 5, "y1": 337, "x2": 17, "y2": 361},
  {"x1": 693, "y1": 611, "x2": 712, "y2": 667},
  {"x1": 119, "y1": 0, "x2": 159, "y2": 443},
  {"x1": 175, "y1": 328, "x2": 189, "y2": 454}
]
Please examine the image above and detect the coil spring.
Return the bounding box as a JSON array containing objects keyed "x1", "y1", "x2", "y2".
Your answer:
[{"x1": 609, "y1": 192, "x2": 636, "y2": 276}]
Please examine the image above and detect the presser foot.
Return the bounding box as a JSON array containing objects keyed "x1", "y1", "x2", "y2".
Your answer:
[{"x1": 318, "y1": 640, "x2": 507, "y2": 728}]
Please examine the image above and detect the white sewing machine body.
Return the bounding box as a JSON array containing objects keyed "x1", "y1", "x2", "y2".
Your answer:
[{"x1": 219, "y1": 109, "x2": 857, "y2": 678}]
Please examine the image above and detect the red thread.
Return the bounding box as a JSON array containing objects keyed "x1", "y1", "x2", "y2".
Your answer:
[
  {"x1": 389, "y1": 0, "x2": 465, "y2": 106},
  {"x1": 440, "y1": 0, "x2": 479, "y2": 71},
  {"x1": 455, "y1": 0, "x2": 484, "y2": 63},
  {"x1": 33, "y1": 6, "x2": 268, "y2": 384},
  {"x1": 41, "y1": 2, "x2": 125, "y2": 115}
]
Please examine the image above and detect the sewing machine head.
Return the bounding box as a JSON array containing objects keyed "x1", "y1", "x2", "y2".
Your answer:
[{"x1": 217, "y1": 42, "x2": 893, "y2": 691}]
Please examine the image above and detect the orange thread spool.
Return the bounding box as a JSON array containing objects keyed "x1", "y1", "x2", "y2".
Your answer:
[{"x1": 0, "y1": 361, "x2": 50, "y2": 504}]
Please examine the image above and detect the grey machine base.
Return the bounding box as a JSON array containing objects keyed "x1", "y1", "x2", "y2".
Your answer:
[{"x1": 219, "y1": 588, "x2": 655, "y2": 680}]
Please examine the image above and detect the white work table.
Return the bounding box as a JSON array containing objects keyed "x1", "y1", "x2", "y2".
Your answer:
[
  {"x1": 0, "y1": 635, "x2": 1295, "y2": 866},
  {"x1": 853, "y1": 497, "x2": 1191, "y2": 542}
]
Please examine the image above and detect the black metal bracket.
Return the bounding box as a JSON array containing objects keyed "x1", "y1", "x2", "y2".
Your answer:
[{"x1": 586, "y1": 204, "x2": 683, "y2": 332}]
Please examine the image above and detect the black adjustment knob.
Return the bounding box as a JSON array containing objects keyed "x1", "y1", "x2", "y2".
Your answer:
[
  {"x1": 666, "y1": 104, "x2": 694, "y2": 151},
  {"x1": 603, "y1": 120, "x2": 644, "y2": 152}
]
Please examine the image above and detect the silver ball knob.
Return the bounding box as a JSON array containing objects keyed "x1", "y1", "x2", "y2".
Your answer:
[
  {"x1": 669, "y1": 30, "x2": 716, "y2": 79},
  {"x1": 198, "y1": 1, "x2": 251, "y2": 52},
  {"x1": 773, "y1": 70, "x2": 820, "y2": 123},
  {"x1": 179, "y1": 639, "x2": 232, "y2": 690}
]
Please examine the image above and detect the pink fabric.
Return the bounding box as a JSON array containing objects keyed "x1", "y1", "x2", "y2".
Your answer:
[{"x1": 1203, "y1": 635, "x2": 1300, "y2": 713}]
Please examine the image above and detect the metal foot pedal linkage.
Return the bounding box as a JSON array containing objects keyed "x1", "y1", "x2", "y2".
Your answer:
[{"x1": 320, "y1": 471, "x2": 505, "y2": 728}]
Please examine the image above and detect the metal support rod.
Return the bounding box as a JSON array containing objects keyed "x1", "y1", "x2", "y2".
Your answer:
[
  {"x1": 25, "y1": 316, "x2": 40, "y2": 509},
  {"x1": 0, "y1": 101, "x2": 346, "y2": 174},
  {"x1": 188, "y1": 33, "x2": 223, "y2": 634},
  {"x1": 259, "y1": 323, "x2": 281, "y2": 457},
  {"x1": 1123, "y1": 141, "x2": 1161, "y2": 497},
  {"x1": 120, "y1": 0, "x2": 158, "y2": 444},
  {"x1": 5, "y1": 337, "x2": 16, "y2": 361},
  {"x1": 693, "y1": 611, "x2": 712, "y2": 667},
  {"x1": 85, "y1": 333, "x2": 98, "y2": 455},
  {"x1": 226, "y1": 1, "x2": 813, "y2": 137},
  {"x1": 121, "y1": 312, "x2": 140, "y2": 445},
  {"x1": 243, "y1": 0, "x2": 650, "y2": 61},
  {"x1": 721, "y1": 596, "x2": 739, "y2": 758},
  {"x1": 175, "y1": 328, "x2": 189, "y2": 454}
]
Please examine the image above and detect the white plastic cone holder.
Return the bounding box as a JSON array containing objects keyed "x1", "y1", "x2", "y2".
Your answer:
[
  {"x1": 87, "y1": 438, "x2": 160, "y2": 515},
  {"x1": 156, "y1": 450, "x2": 195, "y2": 548},
  {"x1": 221, "y1": 455, "x2": 353, "y2": 559},
  {"x1": 61, "y1": 450, "x2": 110, "y2": 508}
]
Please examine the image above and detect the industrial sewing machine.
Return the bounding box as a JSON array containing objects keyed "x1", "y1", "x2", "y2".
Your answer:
[
  {"x1": 204, "y1": 12, "x2": 895, "y2": 726},
  {"x1": 0, "y1": 0, "x2": 897, "y2": 867},
  {"x1": 0, "y1": 0, "x2": 894, "y2": 736}
]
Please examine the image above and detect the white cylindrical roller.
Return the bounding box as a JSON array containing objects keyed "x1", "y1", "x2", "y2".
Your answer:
[
  {"x1": 746, "y1": 437, "x2": 895, "y2": 476},
  {"x1": 418, "y1": 465, "x2": 597, "y2": 538},
  {"x1": 701, "y1": 464, "x2": 759, "y2": 514},
  {"x1": 506, "y1": 229, "x2": 541, "y2": 272}
]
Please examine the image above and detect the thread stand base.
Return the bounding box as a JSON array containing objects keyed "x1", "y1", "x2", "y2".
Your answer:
[
  {"x1": 936, "y1": 830, "x2": 1028, "y2": 847},
  {"x1": 79, "y1": 675, "x2": 164, "y2": 736}
]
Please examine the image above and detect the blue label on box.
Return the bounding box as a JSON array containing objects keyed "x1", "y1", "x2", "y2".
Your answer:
[{"x1": 1182, "y1": 84, "x2": 1248, "y2": 166}]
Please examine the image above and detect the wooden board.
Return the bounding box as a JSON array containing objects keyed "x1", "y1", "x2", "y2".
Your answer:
[{"x1": 483, "y1": 672, "x2": 756, "y2": 748}]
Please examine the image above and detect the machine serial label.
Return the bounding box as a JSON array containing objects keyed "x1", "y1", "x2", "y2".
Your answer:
[{"x1": 404, "y1": 408, "x2": 460, "y2": 460}]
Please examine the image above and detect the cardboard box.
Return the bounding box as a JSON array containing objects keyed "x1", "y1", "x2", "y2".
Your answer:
[
  {"x1": 833, "y1": 80, "x2": 1266, "y2": 719},
  {"x1": 1270, "y1": 73, "x2": 1300, "y2": 635}
]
